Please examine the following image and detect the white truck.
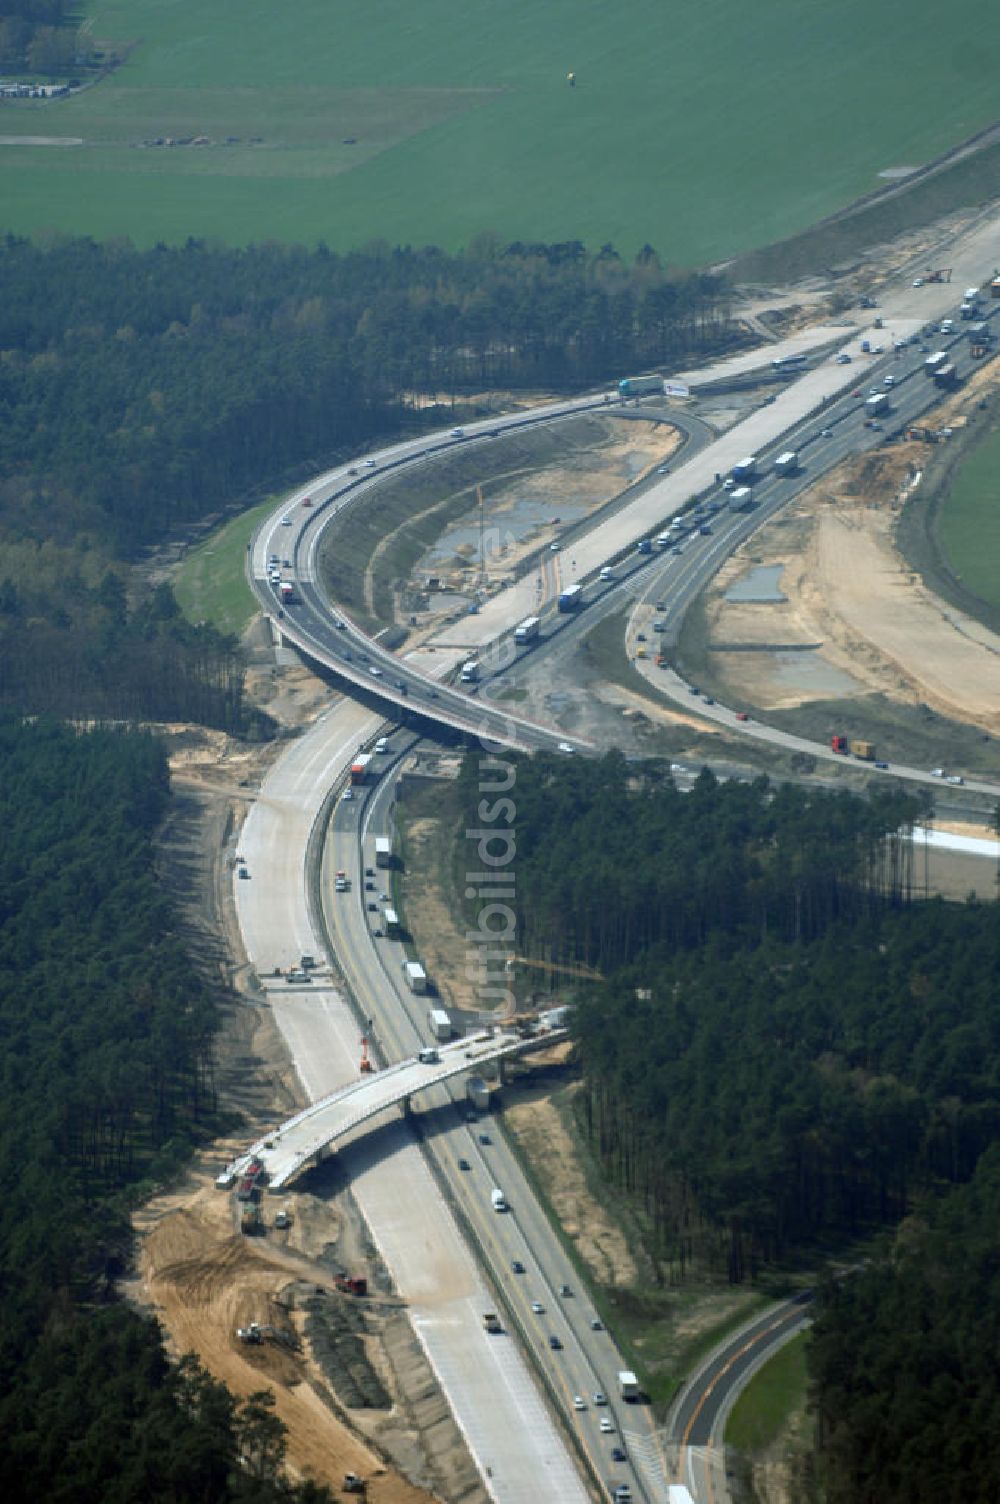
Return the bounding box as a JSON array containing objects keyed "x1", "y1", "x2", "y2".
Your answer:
[
  {"x1": 865, "y1": 391, "x2": 890, "y2": 417},
  {"x1": 402, "y1": 960, "x2": 427, "y2": 994},
  {"x1": 374, "y1": 836, "x2": 392, "y2": 868},
  {"x1": 428, "y1": 1007, "x2": 452, "y2": 1041},
  {"x1": 774, "y1": 450, "x2": 798, "y2": 475},
  {"x1": 728, "y1": 486, "x2": 754, "y2": 511},
  {"x1": 460, "y1": 660, "x2": 479, "y2": 683},
  {"x1": 514, "y1": 615, "x2": 540, "y2": 645},
  {"x1": 618, "y1": 1370, "x2": 641, "y2": 1401}
]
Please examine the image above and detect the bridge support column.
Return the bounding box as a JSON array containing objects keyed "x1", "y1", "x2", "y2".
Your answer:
[{"x1": 401, "y1": 1094, "x2": 413, "y2": 1118}]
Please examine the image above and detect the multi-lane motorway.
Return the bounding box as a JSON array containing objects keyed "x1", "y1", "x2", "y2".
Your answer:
[{"x1": 233, "y1": 250, "x2": 1000, "y2": 1504}]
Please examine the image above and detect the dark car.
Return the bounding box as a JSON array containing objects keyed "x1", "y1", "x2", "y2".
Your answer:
[
  {"x1": 874, "y1": 759, "x2": 889, "y2": 769},
  {"x1": 511, "y1": 1259, "x2": 525, "y2": 1274},
  {"x1": 458, "y1": 1158, "x2": 471, "y2": 1171},
  {"x1": 367, "y1": 902, "x2": 378, "y2": 912},
  {"x1": 479, "y1": 1132, "x2": 491, "y2": 1146},
  {"x1": 611, "y1": 1447, "x2": 627, "y2": 1463},
  {"x1": 548, "y1": 1335, "x2": 562, "y2": 1351}
]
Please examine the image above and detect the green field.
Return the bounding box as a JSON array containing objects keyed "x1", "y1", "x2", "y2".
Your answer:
[
  {"x1": 937, "y1": 425, "x2": 1000, "y2": 612},
  {"x1": 725, "y1": 1331, "x2": 809, "y2": 1453},
  {"x1": 171, "y1": 498, "x2": 274, "y2": 637},
  {"x1": 0, "y1": 0, "x2": 996, "y2": 261}
]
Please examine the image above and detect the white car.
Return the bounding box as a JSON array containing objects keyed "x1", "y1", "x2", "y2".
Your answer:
[
  {"x1": 281, "y1": 515, "x2": 292, "y2": 526},
  {"x1": 557, "y1": 742, "x2": 575, "y2": 755},
  {"x1": 884, "y1": 375, "x2": 895, "y2": 387},
  {"x1": 531, "y1": 1300, "x2": 545, "y2": 1315},
  {"x1": 341, "y1": 789, "x2": 353, "y2": 802},
  {"x1": 450, "y1": 426, "x2": 465, "y2": 437},
  {"x1": 369, "y1": 666, "x2": 382, "y2": 677},
  {"x1": 572, "y1": 1395, "x2": 586, "y2": 1410},
  {"x1": 835, "y1": 352, "x2": 852, "y2": 364},
  {"x1": 946, "y1": 774, "x2": 965, "y2": 785},
  {"x1": 930, "y1": 768, "x2": 945, "y2": 778},
  {"x1": 912, "y1": 277, "x2": 924, "y2": 287},
  {"x1": 600, "y1": 1416, "x2": 614, "y2": 1434},
  {"x1": 364, "y1": 458, "x2": 377, "y2": 468}
]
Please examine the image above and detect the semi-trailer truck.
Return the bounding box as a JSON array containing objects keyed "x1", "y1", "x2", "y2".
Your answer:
[
  {"x1": 428, "y1": 1007, "x2": 452, "y2": 1041},
  {"x1": 732, "y1": 455, "x2": 757, "y2": 481},
  {"x1": 514, "y1": 615, "x2": 540, "y2": 645},
  {"x1": 728, "y1": 486, "x2": 754, "y2": 511},
  {"x1": 558, "y1": 583, "x2": 584, "y2": 612},
  {"x1": 774, "y1": 450, "x2": 799, "y2": 475},
  {"x1": 350, "y1": 752, "x2": 373, "y2": 785},
  {"x1": 402, "y1": 960, "x2": 427, "y2": 993},
  {"x1": 618, "y1": 375, "x2": 664, "y2": 398},
  {"x1": 865, "y1": 392, "x2": 890, "y2": 417},
  {"x1": 925, "y1": 351, "x2": 949, "y2": 377}
]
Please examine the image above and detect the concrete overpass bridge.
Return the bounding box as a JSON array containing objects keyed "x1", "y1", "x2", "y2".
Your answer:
[{"x1": 227, "y1": 1028, "x2": 567, "y2": 1191}]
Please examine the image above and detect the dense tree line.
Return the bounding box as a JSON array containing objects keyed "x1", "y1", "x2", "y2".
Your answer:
[
  {"x1": 0, "y1": 0, "x2": 89, "y2": 75},
  {"x1": 0, "y1": 562, "x2": 250, "y2": 728},
  {"x1": 805, "y1": 1148, "x2": 1000, "y2": 1503},
  {"x1": 0, "y1": 717, "x2": 329, "y2": 1503},
  {"x1": 453, "y1": 751, "x2": 1000, "y2": 1277},
  {"x1": 0, "y1": 233, "x2": 735, "y2": 555}
]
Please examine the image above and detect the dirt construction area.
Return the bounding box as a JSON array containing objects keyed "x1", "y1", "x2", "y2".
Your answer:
[{"x1": 702, "y1": 359, "x2": 1000, "y2": 734}]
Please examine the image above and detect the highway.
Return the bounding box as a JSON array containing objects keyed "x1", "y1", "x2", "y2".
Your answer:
[
  {"x1": 229, "y1": 243, "x2": 1000, "y2": 1503},
  {"x1": 669, "y1": 1295, "x2": 814, "y2": 1504},
  {"x1": 321, "y1": 753, "x2": 669, "y2": 1503},
  {"x1": 233, "y1": 700, "x2": 591, "y2": 1504}
]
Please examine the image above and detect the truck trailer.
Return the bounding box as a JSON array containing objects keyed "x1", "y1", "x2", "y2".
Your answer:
[
  {"x1": 350, "y1": 752, "x2": 373, "y2": 785},
  {"x1": 402, "y1": 960, "x2": 427, "y2": 994},
  {"x1": 514, "y1": 615, "x2": 540, "y2": 645},
  {"x1": 278, "y1": 580, "x2": 295, "y2": 603},
  {"x1": 618, "y1": 375, "x2": 664, "y2": 398},
  {"x1": 850, "y1": 740, "x2": 875, "y2": 761},
  {"x1": 428, "y1": 1007, "x2": 452, "y2": 1041},
  {"x1": 865, "y1": 392, "x2": 890, "y2": 417},
  {"x1": 925, "y1": 351, "x2": 949, "y2": 377},
  {"x1": 933, "y1": 362, "x2": 958, "y2": 388}
]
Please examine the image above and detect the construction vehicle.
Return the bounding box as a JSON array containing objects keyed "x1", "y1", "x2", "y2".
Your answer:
[
  {"x1": 334, "y1": 1273, "x2": 368, "y2": 1296},
  {"x1": 237, "y1": 1322, "x2": 263, "y2": 1344},
  {"x1": 925, "y1": 268, "x2": 952, "y2": 283},
  {"x1": 850, "y1": 740, "x2": 875, "y2": 761},
  {"x1": 240, "y1": 1202, "x2": 263, "y2": 1235},
  {"x1": 907, "y1": 426, "x2": 937, "y2": 443}
]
